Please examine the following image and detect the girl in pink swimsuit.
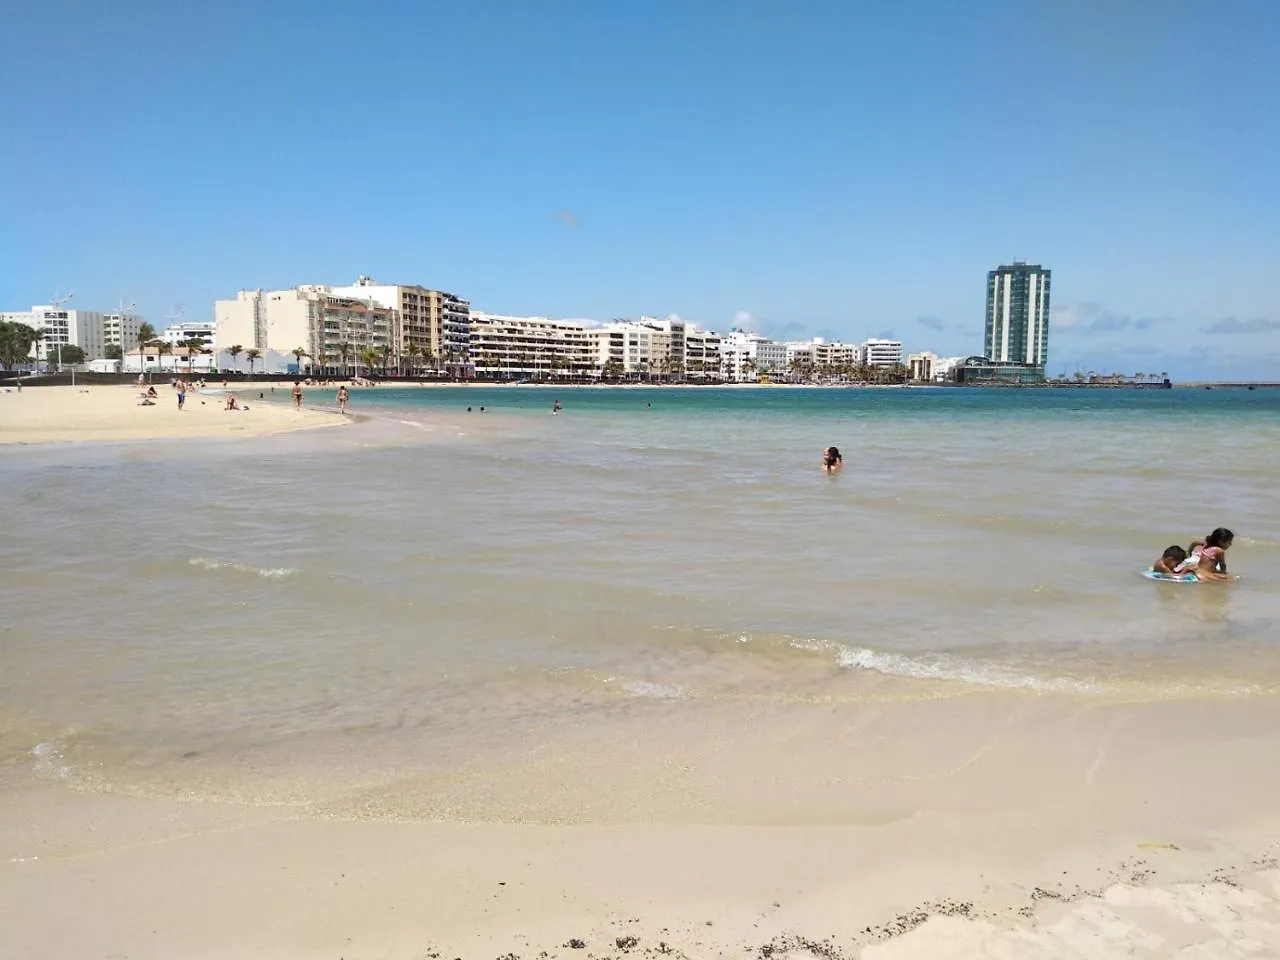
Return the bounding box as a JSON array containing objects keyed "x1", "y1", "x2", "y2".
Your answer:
[{"x1": 1178, "y1": 527, "x2": 1235, "y2": 581}]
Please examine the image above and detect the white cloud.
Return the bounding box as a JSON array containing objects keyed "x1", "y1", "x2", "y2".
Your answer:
[{"x1": 1204, "y1": 317, "x2": 1280, "y2": 334}]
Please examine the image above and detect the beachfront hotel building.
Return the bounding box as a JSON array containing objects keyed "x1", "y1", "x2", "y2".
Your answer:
[
  {"x1": 985, "y1": 261, "x2": 1051, "y2": 369},
  {"x1": 720, "y1": 331, "x2": 788, "y2": 381},
  {"x1": 861, "y1": 338, "x2": 904, "y2": 367},
  {"x1": 327, "y1": 278, "x2": 472, "y2": 374},
  {"x1": 469, "y1": 313, "x2": 594, "y2": 379},
  {"x1": 215, "y1": 287, "x2": 397, "y2": 375},
  {"x1": 684, "y1": 326, "x2": 721, "y2": 379}
]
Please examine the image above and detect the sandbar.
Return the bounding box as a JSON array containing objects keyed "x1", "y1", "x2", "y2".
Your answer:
[{"x1": 0, "y1": 383, "x2": 347, "y2": 445}]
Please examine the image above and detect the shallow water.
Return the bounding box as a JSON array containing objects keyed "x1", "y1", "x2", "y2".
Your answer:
[{"x1": 2, "y1": 386, "x2": 1278, "y2": 812}]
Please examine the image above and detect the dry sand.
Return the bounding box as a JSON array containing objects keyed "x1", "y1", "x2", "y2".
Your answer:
[
  {"x1": 2, "y1": 693, "x2": 1279, "y2": 959},
  {"x1": 0, "y1": 383, "x2": 347, "y2": 444}
]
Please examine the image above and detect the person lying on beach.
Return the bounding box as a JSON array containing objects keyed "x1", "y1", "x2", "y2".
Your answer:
[
  {"x1": 822, "y1": 446, "x2": 843, "y2": 473},
  {"x1": 1152, "y1": 545, "x2": 1188, "y2": 575}
]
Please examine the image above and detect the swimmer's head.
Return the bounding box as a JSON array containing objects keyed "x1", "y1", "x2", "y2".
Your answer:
[
  {"x1": 1207, "y1": 527, "x2": 1234, "y2": 549},
  {"x1": 1162, "y1": 545, "x2": 1187, "y2": 565}
]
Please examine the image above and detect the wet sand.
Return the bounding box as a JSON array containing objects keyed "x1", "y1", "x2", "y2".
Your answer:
[{"x1": 3, "y1": 693, "x2": 1279, "y2": 959}]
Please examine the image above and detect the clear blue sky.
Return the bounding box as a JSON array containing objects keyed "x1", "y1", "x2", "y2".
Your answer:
[{"x1": 2, "y1": 0, "x2": 1277, "y2": 378}]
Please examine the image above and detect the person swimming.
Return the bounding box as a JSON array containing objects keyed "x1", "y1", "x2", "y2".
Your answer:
[
  {"x1": 822, "y1": 446, "x2": 843, "y2": 473},
  {"x1": 1152, "y1": 544, "x2": 1188, "y2": 575},
  {"x1": 1172, "y1": 528, "x2": 1235, "y2": 581}
]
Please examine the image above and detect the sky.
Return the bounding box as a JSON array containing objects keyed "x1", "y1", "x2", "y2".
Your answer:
[{"x1": 1, "y1": 0, "x2": 1277, "y2": 379}]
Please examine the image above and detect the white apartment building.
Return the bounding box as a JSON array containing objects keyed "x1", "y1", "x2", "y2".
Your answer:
[
  {"x1": 328, "y1": 277, "x2": 469, "y2": 369},
  {"x1": 582, "y1": 323, "x2": 655, "y2": 376},
  {"x1": 720, "y1": 331, "x2": 787, "y2": 382},
  {"x1": 862, "y1": 338, "x2": 903, "y2": 367},
  {"x1": 784, "y1": 339, "x2": 860, "y2": 378},
  {"x1": 3, "y1": 306, "x2": 108, "y2": 363},
  {"x1": 161, "y1": 321, "x2": 216, "y2": 349},
  {"x1": 684, "y1": 324, "x2": 721, "y2": 379},
  {"x1": 907, "y1": 351, "x2": 938, "y2": 382},
  {"x1": 215, "y1": 286, "x2": 397, "y2": 375},
  {"x1": 469, "y1": 313, "x2": 593, "y2": 379}
]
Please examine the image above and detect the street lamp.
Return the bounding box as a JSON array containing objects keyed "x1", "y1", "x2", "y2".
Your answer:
[
  {"x1": 49, "y1": 290, "x2": 74, "y2": 383},
  {"x1": 118, "y1": 296, "x2": 136, "y2": 375}
]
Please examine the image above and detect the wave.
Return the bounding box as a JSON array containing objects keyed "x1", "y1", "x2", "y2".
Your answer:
[
  {"x1": 599, "y1": 675, "x2": 688, "y2": 700},
  {"x1": 831, "y1": 644, "x2": 1102, "y2": 694},
  {"x1": 188, "y1": 557, "x2": 297, "y2": 580},
  {"x1": 781, "y1": 636, "x2": 1101, "y2": 693}
]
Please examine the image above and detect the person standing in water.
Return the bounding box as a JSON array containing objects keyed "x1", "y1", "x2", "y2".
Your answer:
[
  {"x1": 552, "y1": 399, "x2": 561, "y2": 414},
  {"x1": 337, "y1": 385, "x2": 349, "y2": 414},
  {"x1": 292, "y1": 381, "x2": 303, "y2": 409},
  {"x1": 822, "y1": 446, "x2": 843, "y2": 473}
]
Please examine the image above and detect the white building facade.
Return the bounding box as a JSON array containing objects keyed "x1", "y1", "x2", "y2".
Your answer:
[
  {"x1": 161, "y1": 321, "x2": 216, "y2": 349},
  {"x1": 469, "y1": 313, "x2": 593, "y2": 379},
  {"x1": 3, "y1": 306, "x2": 109, "y2": 363},
  {"x1": 862, "y1": 338, "x2": 903, "y2": 367}
]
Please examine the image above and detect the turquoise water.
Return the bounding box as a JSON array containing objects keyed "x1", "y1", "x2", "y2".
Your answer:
[{"x1": 2, "y1": 386, "x2": 1278, "y2": 813}]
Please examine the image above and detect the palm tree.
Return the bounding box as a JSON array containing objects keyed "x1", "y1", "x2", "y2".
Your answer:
[
  {"x1": 291, "y1": 347, "x2": 308, "y2": 375},
  {"x1": 337, "y1": 341, "x2": 353, "y2": 378},
  {"x1": 134, "y1": 321, "x2": 157, "y2": 360},
  {"x1": 377, "y1": 343, "x2": 391, "y2": 376},
  {"x1": 227, "y1": 344, "x2": 243, "y2": 373},
  {"x1": 184, "y1": 338, "x2": 206, "y2": 373},
  {"x1": 245, "y1": 348, "x2": 262, "y2": 376},
  {"x1": 359, "y1": 346, "x2": 379, "y2": 377}
]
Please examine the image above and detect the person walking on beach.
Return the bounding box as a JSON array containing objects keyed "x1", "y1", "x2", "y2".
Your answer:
[
  {"x1": 176, "y1": 378, "x2": 186, "y2": 410},
  {"x1": 292, "y1": 381, "x2": 303, "y2": 409},
  {"x1": 337, "y1": 385, "x2": 349, "y2": 414}
]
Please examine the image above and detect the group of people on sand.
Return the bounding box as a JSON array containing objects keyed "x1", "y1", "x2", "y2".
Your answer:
[{"x1": 1152, "y1": 528, "x2": 1236, "y2": 582}]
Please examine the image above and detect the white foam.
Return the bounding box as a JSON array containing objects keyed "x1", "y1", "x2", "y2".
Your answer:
[
  {"x1": 794, "y1": 639, "x2": 1101, "y2": 694},
  {"x1": 32, "y1": 741, "x2": 71, "y2": 780},
  {"x1": 599, "y1": 676, "x2": 688, "y2": 700},
  {"x1": 188, "y1": 557, "x2": 297, "y2": 580}
]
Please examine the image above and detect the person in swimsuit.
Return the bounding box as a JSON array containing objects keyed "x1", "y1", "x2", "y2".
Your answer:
[
  {"x1": 822, "y1": 446, "x2": 843, "y2": 473},
  {"x1": 292, "y1": 381, "x2": 303, "y2": 409},
  {"x1": 1152, "y1": 545, "x2": 1188, "y2": 575},
  {"x1": 176, "y1": 378, "x2": 186, "y2": 410},
  {"x1": 337, "y1": 385, "x2": 349, "y2": 413},
  {"x1": 1177, "y1": 528, "x2": 1235, "y2": 581}
]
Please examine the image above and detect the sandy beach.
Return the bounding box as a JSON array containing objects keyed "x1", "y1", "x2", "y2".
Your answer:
[
  {"x1": 3, "y1": 693, "x2": 1279, "y2": 959},
  {"x1": 0, "y1": 382, "x2": 347, "y2": 444}
]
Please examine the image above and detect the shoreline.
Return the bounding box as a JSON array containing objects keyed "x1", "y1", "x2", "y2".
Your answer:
[{"x1": 0, "y1": 383, "x2": 349, "y2": 445}]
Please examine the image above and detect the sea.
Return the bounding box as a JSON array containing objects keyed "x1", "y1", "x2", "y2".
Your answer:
[{"x1": 2, "y1": 386, "x2": 1278, "y2": 821}]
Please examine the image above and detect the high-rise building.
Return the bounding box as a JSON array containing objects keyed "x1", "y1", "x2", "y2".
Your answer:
[
  {"x1": 985, "y1": 261, "x2": 1051, "y2": 368},
  {"x1": 103, "y1": 312, "x2": 144, "y2": 354},
  {"x1": 2, "y1": 306, "x2": 109, "y2": 362}
]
